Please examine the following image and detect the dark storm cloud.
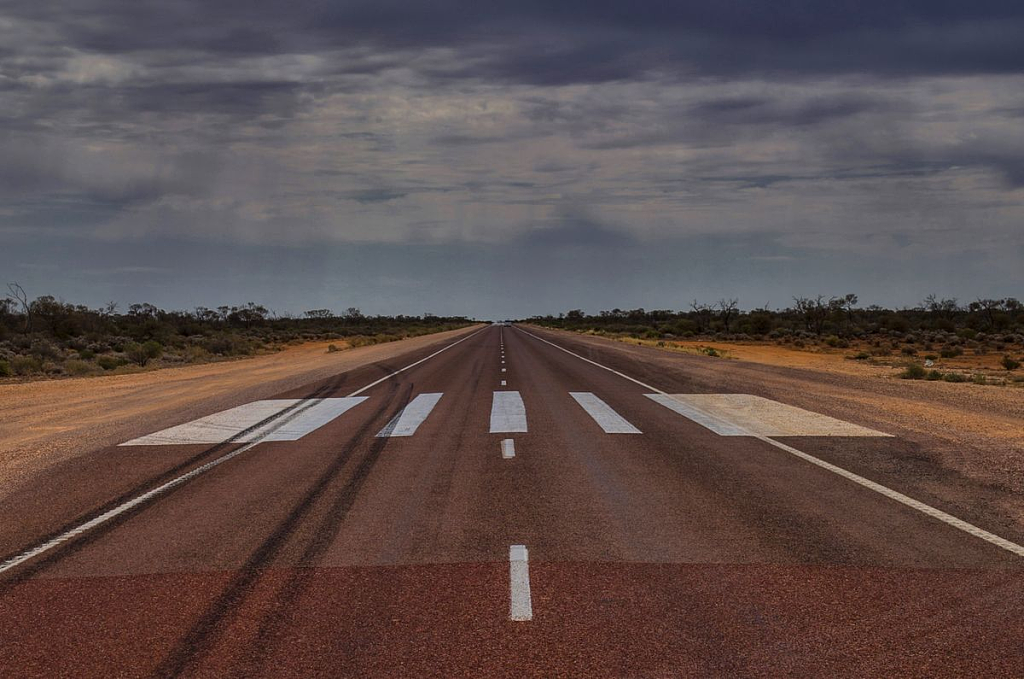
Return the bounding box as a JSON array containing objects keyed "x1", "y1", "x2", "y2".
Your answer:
[
  {"x1": 7, "y1": 1, "x2": 1024, "y2": 82},
  {"x1": 2, "y1": 1, "x2": 1024, "y2": 313}
]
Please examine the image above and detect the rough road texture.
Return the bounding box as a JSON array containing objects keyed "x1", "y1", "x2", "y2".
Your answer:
[
  {"x1": 0, "y1": 326, "x2": 480, "y2": 495},
  {"x1": 2, "y1": 324, "x2": 1021, "y2": 677}
]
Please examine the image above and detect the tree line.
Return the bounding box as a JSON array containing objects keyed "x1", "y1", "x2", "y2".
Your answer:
[
  {"x1": 527, "y1": 294, "x2": 1024, "y2": 338},
  {"x1": 0, "y1": 283, "x2": 471, "y2": 378}
]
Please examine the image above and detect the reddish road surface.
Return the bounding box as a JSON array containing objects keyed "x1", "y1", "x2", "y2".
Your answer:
[{"x1": 2, "y1": 325, "x2": 1023, "y2": 677}]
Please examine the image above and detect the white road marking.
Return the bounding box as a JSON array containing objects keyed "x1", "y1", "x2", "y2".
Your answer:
[
  {"x1": 0, "y1": 328, "x2": 485, "y2": 576},
  {"x1": 121, "y1": 398, "x2": 368, "y2": 445},
  {"x1": 376, "y1": 392, "x2": 443, "y2": 437},
  {"x1": 509, "y1": 544, "x2": 533, "y2": 621},
  {"x1": 516, "y1": 326, "x2": 1024, "y2": 559},
  {"x1": 501, "y1": 438, "x2": 516, "y2": 459},
  {"x1": 647, "y1": 393, "x2": 889, "y2": 437},
  {"x1": 570, "y1": 392, "x2": 642, "y2": 434},
  {"x1": 490, "y1": 391, "x2": 527, "y2": 433},
  {"x1": 500, "y1": 380, "x2": 507, "y2": 386},
  {"x1": 501, "y1": 367, "x2": 507, "y2": 372}
]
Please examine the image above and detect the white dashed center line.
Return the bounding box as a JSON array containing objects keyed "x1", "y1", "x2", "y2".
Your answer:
[
  {"x1": 509, "y1": 544, "x2": 533, "y2": 621},
  {"x1": 501, "y1": 438, "x2": 516, "y2": 459},
  {"x1": 490, "y1": 391, "x2": 527, "y2": 433}
]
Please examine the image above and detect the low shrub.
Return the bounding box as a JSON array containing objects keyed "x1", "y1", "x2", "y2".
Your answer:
[
  {"x1": 11, "y1": 355, "x2": 42, "y2": 375},
  {"x1": 972, "y1": 374, "x2": 988, "y2": 385},
  {"x1": 64, "y1": 359, "x2": 94, "y2": 376},
  {"x1": 0, "y1": 360, "x2": 11, "y2": 377},
  {"x1": 943, "y1": 372, "x2": 967, "y2": 383},
  {"x1": 900, "y1": 363, "x2": 927, "y2": 380},
  {"x1": 940, "y1": 346, "x2": 963, "y2": 358},
  {"x1": 1001, "y1": 355, "x2": 1021, "y2": 371},
  {"x1": 327, "y1": 344, "x2": 341, "y2": 353},
  {"x1": 97, "y1": 355, "x2": 125, "y2": 370},
  {"x1": 926, "y1": 369, "x2": 943, "y2": 381}
]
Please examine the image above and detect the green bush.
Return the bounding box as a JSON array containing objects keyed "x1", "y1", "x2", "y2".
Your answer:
[
  {"x1": 97, "y1": 355, "x2": 125, "y2": 370},
  {"x1": 852, "y1": 351, "x2": 870, "y2": 360},
  {"x1": 926, "y1": 369, "x2": 943, "y2": 381},
  {"x1": 125, "y1": 340, "x2": 163, "y2": 366},
  {"x1": 940, "y1": 346, "x2": 963, "y2": 358},
  {"x1": 0, "y1": 360, "x2": 11, "y2": 377},
  {"x1": 900, "y1": 363, "x2": 927, "y2": 380},
  {"x1": 11, "y1": 355, "x2": 42, "y2": 375},
  {"x1": 943, "y1": 372, "x2": 967, "y2": 383},
  {"x1": 327, "y1": 344, "x2": 341, "y2": 353},
  {"x1": 1001, "y1": 355, "x2": 1021, "y2": 371},
  {"x1": 64, "y1": 359, "x2": 94, "y2": 376},
  {"x1": 972, "y1": 374, "x2": 988, "y2": 385},
  {"x1": 77, "y1": 349, "x2": 95, "y2": 360}
]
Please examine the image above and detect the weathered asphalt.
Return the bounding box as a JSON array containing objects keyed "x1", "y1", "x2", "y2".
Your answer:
[{"x1": 1, "y1": 324, "x2": 1022, "y2": 677}]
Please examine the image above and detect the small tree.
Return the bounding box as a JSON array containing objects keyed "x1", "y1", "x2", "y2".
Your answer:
[
  {"x1": 7, "y1": 282, "x2": 31, "y2": 332},
  {"x1": 717, "y1": 298, "x2": 739, "y2": 333},
  {"x1": 689, "y1": 300, "x2": 713, "y2": 333}
]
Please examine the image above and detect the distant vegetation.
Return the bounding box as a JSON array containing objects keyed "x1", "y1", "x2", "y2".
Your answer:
[
  {"x1": 0, "y1": 283, "x2": 472, "y2": 379},
  {"x1": 526, "y1": 295, "x2": 1024, "y2": 384}
]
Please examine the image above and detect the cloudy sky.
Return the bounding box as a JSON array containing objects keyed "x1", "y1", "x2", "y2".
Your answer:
[{"x1": 2, "y1": 2, "x2": 1023, "y2": 318}]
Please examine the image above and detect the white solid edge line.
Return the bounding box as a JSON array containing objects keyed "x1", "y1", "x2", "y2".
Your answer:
[
  {"x1": 0, "y1": 327, "x2": 486, "y2": 576},
  {"x1": 515, "y1": 326, "x2": 1024, "y2": 559},
  {"x1": 509, "y1": 544, "x2": 533, "y2": 621},
  {"x1": 501, "y1": 438, "x2": 516, "y2": 459}
]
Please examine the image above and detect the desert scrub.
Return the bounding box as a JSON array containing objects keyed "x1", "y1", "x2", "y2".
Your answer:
[
  {"x1": 63, "y1": 359, "x2": 94, "y2": 376},
  {"x1": 900, "y1": 363, "x2": 927, "y2": 380}
]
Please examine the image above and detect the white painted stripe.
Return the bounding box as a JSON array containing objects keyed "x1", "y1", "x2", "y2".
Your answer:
[
  {"x1": 501, "y1": 438, "x2": 516, "y2": 459},
  {"x1": 501, "y1": 367, "x2": 507, "y2": 372},
  {"x1": 516, "y1": 326, "x2": 1024, "y2": 559},
  {"x1": 570, "y1": 392, "x2": 641, "y2": 434},
  {"x1": 509, "y1": 544, "x2": 533, "y2": 621},
  {"x1": 644, "y1": 393, "x2": 747, "y2": 436},
  {"x1": 0, "y1": 328, "x2": 485, "y2": 576},
  {"x1": 490, "y1": 391, "x2": 527, "y2": 433},
  {"x1": 648, "y1": 393, "x2": 889, "y2": 437},
  {"x1": 376, "y1": 392, "x2": 443, "y2": 437},
  {"x1": 121, "y1": 398, "x2": 368, "y2": 445},
  {"x1": 500, "y1": 380, "x2": 507, "y2": 386}
]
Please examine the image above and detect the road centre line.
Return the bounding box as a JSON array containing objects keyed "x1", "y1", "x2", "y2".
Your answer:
[
  {"x1": 490, "y1": 391, "x2": 528, "y2": 433},
  {"x1": 515, "y1": 326, "x2": 1024, "y2": 559},
  {"x1": 0, "y1": 328, "x2": 485, "y2": 577},
  {"x1": 509, "y1": 545, "x2": 533, "y2": 621},
  {"x1": 501, "y1": 439, "x2": 516, "y2": 459}
]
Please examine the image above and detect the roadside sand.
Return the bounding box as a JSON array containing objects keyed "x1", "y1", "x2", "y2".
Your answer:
[
  {"x1": 0, "y1": 326, "x2": 480, "y2": 493},
  {"x1": 611, "y1": 336, "x2": 1024, "y2": 381}
]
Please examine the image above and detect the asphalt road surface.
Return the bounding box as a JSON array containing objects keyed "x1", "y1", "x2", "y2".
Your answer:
[{"x1": 2, "y1": 324, "x2": 1023, "y2": 677}]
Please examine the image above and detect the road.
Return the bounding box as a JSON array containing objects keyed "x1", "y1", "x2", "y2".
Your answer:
[{"x1": 2, "y1": 324, "x2": 1023, "y2": 677}]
